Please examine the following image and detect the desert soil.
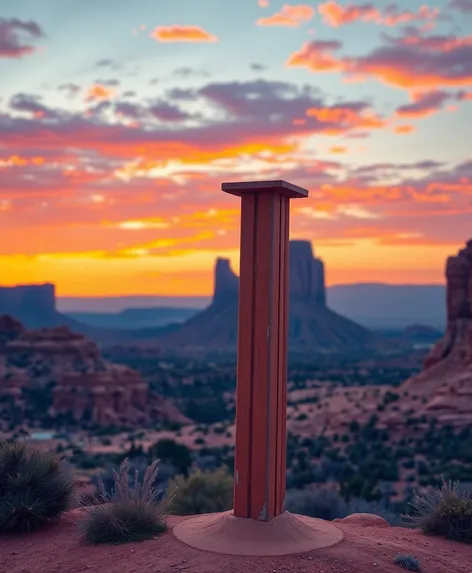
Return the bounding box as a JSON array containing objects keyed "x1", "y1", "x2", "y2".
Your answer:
[{"x1": 1, "y1": 511, "x2": 471, "y2": 573}]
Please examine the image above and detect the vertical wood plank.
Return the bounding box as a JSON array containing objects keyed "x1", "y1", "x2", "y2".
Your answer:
[
  {"x1": 233, "y1": 194, "x2": 257, "y2": 518},
  {"x1": 277, "y1": 196, "x2": 289, "y2": 514},
  {"x1": 266, "y1": 193, "x2": 281, "y2": 520},
  {"x1": 249, "y1": 191, "x2": 273, "y2": 520}
]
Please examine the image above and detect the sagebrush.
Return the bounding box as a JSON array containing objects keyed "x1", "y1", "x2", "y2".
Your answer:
[
  {"x1": 404, "y1": 478, "x2": 472, "y2": 543},
  {"x1": 0, "y1": 440, "x2": 75, "y2": 533},
  {"x1": 393, "y1": 554, "x2": 422, "y2": 571},
  {"x1": 79, "y1": 458, "x2": 168, "y2": 544},
  {"x1": 167, "y1": 466, "x2": 233, "y2": 515}
]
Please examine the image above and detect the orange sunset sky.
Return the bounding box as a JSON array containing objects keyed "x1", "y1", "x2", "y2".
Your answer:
[{"x1": 1, "y1": 0, "x2": 472, "y2": 296}]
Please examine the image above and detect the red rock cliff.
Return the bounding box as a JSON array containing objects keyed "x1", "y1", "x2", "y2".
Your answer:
[
  {"x1": 401, "y1": 239, "x2": 472, "y2": 424},
  {"x1": 0, "y1": 316, "x2": 187, "y2": 427}
]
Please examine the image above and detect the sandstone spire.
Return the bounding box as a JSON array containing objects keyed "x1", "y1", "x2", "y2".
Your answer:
[
  {"x1": 213, "y1": 258, "x2": 239, "y2": 305},
  {"x1": 289, "y1": 240, "x2": 326, "y2": 306},
  {"x1": 157, "y1": 239, "x2": 372, "y2": 350}
]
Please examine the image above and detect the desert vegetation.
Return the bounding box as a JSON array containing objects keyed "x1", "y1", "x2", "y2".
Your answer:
[
  {"x1": 405, "y1": 479, "x2": 472, "y2": 544},
  {"x1": 167, "y1": 466, "x2": 233, "y2": 515},
  {"x1": 0, "y1": 440, "x2": 75, "y2": 532},
  {"x1": 79, "y1": 458, "x2": 168, "y2": 544},
  {"x1": 393, "y1": 554, "x2": 422, "y2": 571}
]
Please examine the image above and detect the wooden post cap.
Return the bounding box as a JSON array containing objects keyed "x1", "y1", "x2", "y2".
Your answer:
[{"x1": 222, "y1": 180, "x2": 308, "y2": 199}]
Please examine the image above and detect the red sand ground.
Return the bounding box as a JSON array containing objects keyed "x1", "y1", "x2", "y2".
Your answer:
[{"x1": 1, "y1": 511, "x2": 472, "y2": 573}]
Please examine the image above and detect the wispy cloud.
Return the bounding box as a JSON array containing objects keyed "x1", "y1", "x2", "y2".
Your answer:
[
  {"x1": 150, "y1": 25, "x2": 218, "y2": 43},
  {"x1": 257, "y1": 4, "x2": 314, "y2": 27},
  {"x1": 318, "y1": 2, "x2": 440, "y2": 28}
]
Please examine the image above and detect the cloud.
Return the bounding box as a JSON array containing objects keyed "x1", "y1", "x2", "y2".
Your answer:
[
  {"x1": 95, "y1": 58, "x2": 122, "y2": 71},
  {"x1": 337, "y1": 204, "x2": 382, "y2": 219},
  {"x1": 287, "y1": 30, "x2": 472, "y2": 89},
  {"x1": 348, "y1": 32, "x2": 472, "y2": 89},
  {"x1": 318, "y1": 2, "x2": 440, "y2": 28},
  {"x1": 450, "y1": 0, "x2": 472, "y2": 12},
  {"x1": 58, "y1": 83, "x2": 81, "y2": 99},
  {"x1": 173, "y1": 66, "x2": 210, "y2": 78},
  {"x1": 396, "y1": 90, "x2": 452, "y2": 118},
  {"x1": 0, "y1": 80, "x2": 390, "y2": 197},
  {"x1": 85, "y1": 84, "x2": 116, "y2": 102},
  {"x1": 394, "y1": 124, "x2": 414, "y2": 134},
  {"x1": 0, "y1": 18, "x2": 44, "y2": 58},
  {"x1": 150, "y1": 26, "x2": 218, "y2": 43},
  {"x1": 287, "y1": 40, "x2": 344, "y2": 72},
  {"x1": 257, "y1": 4, "x2": 315, "y2": 27},
  {"x1": 149, "y1": 100, "x2": 194, "y2": 122},
  {"x1": 258, "y1": 0, "x2": 270, "y2": 6},
  {"x1": 2, "y1": 78, "x2": 470, "y2": 262},
  {"x1": 458, "y1": 90, "x2": 472, "y2": 100},
  {"x1": 9, "y1": 93, "x2": 60, "y2": 119},
  {"x1": 305, "y1": 103, "x2": 386, "y2": 131}
]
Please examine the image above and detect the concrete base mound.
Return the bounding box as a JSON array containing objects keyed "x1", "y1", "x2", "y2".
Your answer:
[{"x1": 172, "y1": 510, "x2": 344, "y2": 556}]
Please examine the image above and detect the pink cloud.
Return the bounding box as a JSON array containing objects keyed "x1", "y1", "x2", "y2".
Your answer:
[
  {"x1": 287, "y1": 40, "x2": 344, "y2": 72},
  {"x1": 318, "y1": 2, "x2": 440, "y2": 28},
  {"x1": 257, "y1": 4, "x2": 315, "y2": 27},
  {"x1": 288, "y1": 31, "x2": 472, "y2": 89},
  {"x1": 396, "y1": 90, "x2": 452, "y2": 118}
]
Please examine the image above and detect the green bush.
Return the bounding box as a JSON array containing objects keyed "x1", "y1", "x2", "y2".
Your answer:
[
  {"x1": 149, "y1": 439, "x2": 192, "y2": 476},
  {"x1": 167, "y1": 466, "x2": 233, "y2": 515},
  {"x1": 79, "y1": 458, "x2": 167, "y2": 544},
  {"x1": 0, "y1": 440, "x2": 75, "y2": 533},
  {"x1": 405, "y1": 479, "x2": 472, "y2": 543},
  {"x1": 393, "y1": 554, "x2": 421, "y2": 571}
]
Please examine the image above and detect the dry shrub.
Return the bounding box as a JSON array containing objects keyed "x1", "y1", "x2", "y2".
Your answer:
[
  {"x1": 405, "y1": 478, "x2": 472, "y2": 543},
  {"x1": 393, "y1": 554, "x2": 422, "y2": 571},
  {"x1": 167, "y1": 466, "x2": 233, "y2": 515},
  {"x1": 0, "y1": 440, "x2": 75, "y2": 533},
  {"x1": 79, "y1": 458, "x2": 168, "y2": 544}
]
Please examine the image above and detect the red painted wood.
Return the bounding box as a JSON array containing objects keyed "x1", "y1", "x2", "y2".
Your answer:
[
  {"x1": 276, "y1": 196, "x2": 289, "y2": 514},
  {"x1": 222, "y1": 180, "x2": 307, "y2": 521},
  {"x1": 249, "y1": 191, "x2": 272, "y2": 519},
  {"x1": 266, "y1": 193, "x2": 281, "y2": 520},
  {"x1": 233, "y1": 194, "x2": 256, "y2": 518}
]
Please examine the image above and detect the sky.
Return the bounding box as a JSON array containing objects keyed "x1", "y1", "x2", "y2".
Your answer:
[{"x1": 1, "y1": 0, "x2": 472, "y2": 297}]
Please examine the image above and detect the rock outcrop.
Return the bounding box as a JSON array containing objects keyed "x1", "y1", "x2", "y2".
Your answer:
[
  {"x1": 0, "y1": 284, "x2": 58, "y2": 328},
  {"x1": 287, "y1": 242, "x2": 371, "y2": 349},
  {"x1": 157, "y1": 240, "x2": 373, "y2": 351},
  {"x1": 0, "y1": 316, "x2": 187, "y2": 427},
  {"x1": 401, "y1": 239, "x2": 472, "y2": 424},
  {"x1": 289, "y1": 240, "x2": 326, "y2": 305},
  {"x1": 156, "y1": 258, "x2": 239, "y2": 350},
  {"x1": 213, "y1": 258, "x2": 239, "y2": 306}
]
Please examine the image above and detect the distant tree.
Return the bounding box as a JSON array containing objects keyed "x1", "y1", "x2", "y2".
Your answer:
[{"x1": 149, "y1": 439, "x2": 192, "y2": 476}]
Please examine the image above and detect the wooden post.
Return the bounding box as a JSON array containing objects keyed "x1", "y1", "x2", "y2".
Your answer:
[{"x1": 222, "y1": 180, "x2": 308, "y2": 521}]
